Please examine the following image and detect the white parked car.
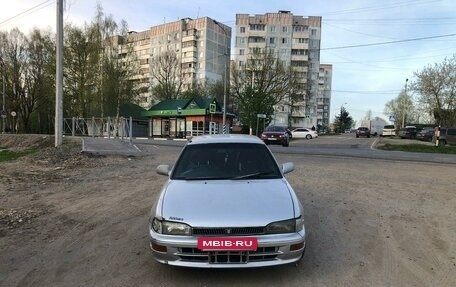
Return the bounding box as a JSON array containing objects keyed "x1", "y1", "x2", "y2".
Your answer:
[
  {"x1": 149, "y1": 134, "x2": 306, "y2": 268},
  {"x1": 291, "y1": 128, "x2": 318, "y2": 139}
]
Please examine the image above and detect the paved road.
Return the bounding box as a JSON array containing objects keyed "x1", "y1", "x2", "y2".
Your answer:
[{"x1": 80, "y1": 135, "x2": 456, "y2": 165}]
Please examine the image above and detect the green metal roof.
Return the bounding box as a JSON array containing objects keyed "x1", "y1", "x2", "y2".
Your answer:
[
  {"x1": 119, "y1": 103, "x2": 148, "y2": 120},
  {"x1": 142, "y1": 98, "x2": 221, "y2": 117}
]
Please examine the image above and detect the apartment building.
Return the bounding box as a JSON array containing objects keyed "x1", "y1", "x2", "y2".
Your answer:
[
  {"x1": 234, "y1": 10, "x2": 324, "y2": 128},
  {"x1": 317, "y1": 64, "x2": 332, "y2": 128},
  {"x1": 111, "y1": 17, "x2": 231, "y2": 109}
]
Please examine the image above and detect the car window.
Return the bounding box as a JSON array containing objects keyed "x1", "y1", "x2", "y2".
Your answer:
[
  {"x1": 265, "y1": 126, "x2": 282, "y2": 132},
  {"x1": 171, "y1": 143, "x2": 282, "y2": 180}
]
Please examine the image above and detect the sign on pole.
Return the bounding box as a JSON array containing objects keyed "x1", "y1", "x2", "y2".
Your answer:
[
  {"x1": 257, "y1": 113, "x2": 266, "y2": 119},
  {"x1": 209, "y1": 103, "x2": 216, "y2": 114}
]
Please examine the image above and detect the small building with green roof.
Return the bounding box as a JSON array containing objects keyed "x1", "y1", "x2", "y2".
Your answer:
[{"x1": 141, "y1": 98, "x2": 233, "y2": 138}]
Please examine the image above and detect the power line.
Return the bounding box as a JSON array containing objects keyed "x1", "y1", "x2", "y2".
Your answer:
[
  {"x1": 319, "y1": 0, "x2": 442, "y2": 16},
  {"x1": 323, "y1": 16, "x2": 456, "y2": 26},
  {"x1": 0, "y1": 0, "x2": 54, "y2": 28},
  {"x1": 331, "y1": 89, "x2": 401, "y2": 94},
  {"x1": 322, "y1": 33, "x2": 456, "y2": 50}
]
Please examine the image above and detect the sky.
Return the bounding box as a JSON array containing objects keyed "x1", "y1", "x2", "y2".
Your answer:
[{"x1": 1, "y1": 0, "x2": 456, "y2": 125}]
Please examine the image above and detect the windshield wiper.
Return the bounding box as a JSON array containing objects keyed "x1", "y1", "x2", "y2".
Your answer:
[
  {"x1": 181, "y1": 176, "x2": 233, "y2": 180},
  {"x1": 232, "y1": 171, "x2": 275, "y2": 180}
]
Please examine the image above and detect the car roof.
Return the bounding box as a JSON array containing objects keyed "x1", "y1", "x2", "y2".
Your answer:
[{"x1": 187, "y1": 134, "x2": 264, "y2": 145}]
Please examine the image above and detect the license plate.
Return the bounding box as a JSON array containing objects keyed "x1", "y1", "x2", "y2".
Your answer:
[
  {"x1": 268, "y1": 138, "x2": 276, "y2": 140},
  {"x1": 198, "y1": 237, "x2": 258, "y2": 251}
]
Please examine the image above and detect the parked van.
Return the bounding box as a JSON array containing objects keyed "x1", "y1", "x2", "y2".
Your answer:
[
  {"x1": 382, "y1": 125, "x2": 396, "y2": 137},
  {"x1": 438, "y1": 127, "x2": 456, "y2": 146}
]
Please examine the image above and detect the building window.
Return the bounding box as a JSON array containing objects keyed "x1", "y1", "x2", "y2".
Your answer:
[
  {"x1": 239, "y1": 49, "x2": 244, "y2": 55},
  {"x1": 240, "y1": 27, "x2": 245, "y2": 33},
  {"x1": 282, "y1": 26, "x2": 288, "y2": 33},
  {"x1": 236, "y1": 37, "x2": 246, "y2": 45},
  {"x1": 282, "y1": 38, "x2": 287, "y2": 44},
  {"x1": 311, "y1": 29, "x2": 317, "y2": 36},
  {"x1": 250, "y1": 24, "x2": 265, "y2": 31},
  {"x1": 292, "y1": 38, "x2": 308, "y2": 44},
  {"x1": 269, "y1": 37, "x2": 275, "y2": 44},
  {"x1": 270, "y1": 26, "x2": 276, "y2": 32}
]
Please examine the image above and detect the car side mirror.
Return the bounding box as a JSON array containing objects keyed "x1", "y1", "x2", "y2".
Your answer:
[
  {"x1": 156, "y1": 164, "x2": 172, "y2": 176},
  {"x1": 282, "y1": 162, "x2": 294, "y2": 174}
]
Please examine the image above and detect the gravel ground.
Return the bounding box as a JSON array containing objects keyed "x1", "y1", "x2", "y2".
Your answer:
[{"x1": 0, "y1": 134, "x2": 455, "y2": 286}]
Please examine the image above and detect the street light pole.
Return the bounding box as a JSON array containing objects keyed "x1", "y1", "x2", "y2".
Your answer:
[
  {"x1": 402, "y1": 78, "x2": 408, "y2": 128},
  {"x1": 213, "y1": 20, "x2": 229, "y2": 133}
]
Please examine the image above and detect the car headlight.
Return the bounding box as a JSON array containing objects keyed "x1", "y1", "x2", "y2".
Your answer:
[
  {"x1": 264, "y1": 218, "x2": 304, "y2": 234},
  {"x1": 151, "y1": 218, "x2": 192, "y2": 235}
]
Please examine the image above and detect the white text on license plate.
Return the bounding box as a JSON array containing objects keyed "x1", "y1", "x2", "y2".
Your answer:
[{"x1": 198, "y1": 237, "x2": 258, "y2": 251}]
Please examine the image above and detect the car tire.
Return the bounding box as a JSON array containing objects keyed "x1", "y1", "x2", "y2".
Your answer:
[{"x1": 305, "y1": 134, "x2": 312, "y2": 140}]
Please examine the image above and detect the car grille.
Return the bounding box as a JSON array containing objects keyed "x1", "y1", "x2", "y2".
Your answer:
[
  {"x1": 177, "y1": 247, "x2": 280, "y2": 264},
  {"x1": 192, "y1": 227, "x2": 265, "y2": 236}
]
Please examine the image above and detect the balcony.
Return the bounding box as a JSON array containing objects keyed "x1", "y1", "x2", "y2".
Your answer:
[
  {"x1": 291, "y1": 55, "x2": 308, "y2": 61},
  {"x1": 182, "y1": 35, "x2": 197, "y2": 42}
]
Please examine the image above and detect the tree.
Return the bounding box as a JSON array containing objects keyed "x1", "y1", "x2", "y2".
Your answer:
[
  {"x1": 384, "y1": 90, "x2": 416, "y2": 127},
  {"x1": 0, "y1": 28, "x2": 30, "y2": 132},
  {"x1": 230, "y1": 51, "x2": 299, "y2": 131},
  {"x1": 334, "y1": 107, "x2": 353, "y2": 133},
  {"x1": 150, "y1": 50, "x2": 182, "y2": 101},
  {"x1": 63, "y1": 6, "x2": 137, "y2": 119},
  {"x1": 26, "y1": 28, "x2": 55, "y2": 133},
  {"x1": 412, "y1": 55, "x2": 456, "y2": 126}
]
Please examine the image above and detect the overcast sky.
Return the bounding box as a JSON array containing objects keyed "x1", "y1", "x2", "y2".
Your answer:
[{"x1": 1, "y1": 0, "x2": 456, "y2": 125}]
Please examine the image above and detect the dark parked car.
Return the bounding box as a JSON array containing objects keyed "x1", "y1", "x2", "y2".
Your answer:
[
  {"x1": 356, "y1": 127, "x2": 370, "y2": 138},
  {"x1": 260, "y1": 126, "x2": 290, "y2": 146},
  {"x1": 416, "y1": 128, "x2": 434, "y2": 142},
  {"x1": 398, "y1": 126, "x2": 418, "y2": 139},
  {"x1": 437, "y1": 127, "x2": 456, "y2": 146}
]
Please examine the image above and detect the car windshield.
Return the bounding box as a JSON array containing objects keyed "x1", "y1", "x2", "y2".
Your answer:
[
  {"x1": 171, "y1": 143, "x2": 282, "y2": 180},
  {"x1": 264, "y1": 126, "x2": 286, "y2": 132}
]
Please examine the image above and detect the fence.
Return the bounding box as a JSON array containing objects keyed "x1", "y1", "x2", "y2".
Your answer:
[{"x1": 63, "y1": 117, "x2": 133, "y2": 141}]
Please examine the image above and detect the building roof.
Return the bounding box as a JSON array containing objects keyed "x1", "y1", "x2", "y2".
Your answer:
[
  {"x1": 148, "y1": 98, "x2": 220, "y2": 111},
  {"x1": 142, "y1": 98, "x2": 223, "y2": 117}
]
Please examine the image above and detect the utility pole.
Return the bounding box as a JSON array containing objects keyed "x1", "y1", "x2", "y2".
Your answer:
[
  {"x1": 402, "y1": 78, "x2": 408, "y2": 128},
  {"x1": 2, "y1": 75, "x2": 5, "y2": 134},
  {"x1": 213, "y1": 20, "x2": 229, "y2": 134},
  {"x1": 55, "y1": 0, "x2": 64, "y2": 146}
]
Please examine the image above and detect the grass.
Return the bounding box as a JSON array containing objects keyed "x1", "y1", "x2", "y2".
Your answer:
[
  {"x1": 377, "y1": 143, "x2": 456, "y2": 154},
  {"x1": 0, "y1": 149, "x2": 35, "y2": 162}
]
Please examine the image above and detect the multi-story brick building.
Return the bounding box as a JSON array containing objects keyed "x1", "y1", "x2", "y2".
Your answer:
[
  {"x1": 111, "y1": 17, "x2": 231, "y2": 109},
  {"x1": 234, "y1": 10, "x2": 329, "y2": 129}
]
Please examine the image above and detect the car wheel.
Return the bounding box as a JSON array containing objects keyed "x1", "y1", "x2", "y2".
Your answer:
[{"x1": 305, "y1": 134, "x2": 312, "y2": 140}]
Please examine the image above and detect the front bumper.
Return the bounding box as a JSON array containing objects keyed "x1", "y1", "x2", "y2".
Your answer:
[{"x1": 149, "y1": 228, "x2": 306, "y2": 268}]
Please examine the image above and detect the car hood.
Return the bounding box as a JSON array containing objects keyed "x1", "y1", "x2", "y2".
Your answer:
[{"x1": 160, "y1": 179, "x2": 296, "y2": 227}]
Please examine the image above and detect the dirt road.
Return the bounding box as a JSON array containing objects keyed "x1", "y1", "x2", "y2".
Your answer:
[{"x1": 1, "y1": 135, "x2": 455, "y2": 286}]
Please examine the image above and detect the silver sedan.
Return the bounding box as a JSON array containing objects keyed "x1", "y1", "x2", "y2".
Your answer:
[{"x1": 149, "y1": 134, "x2": 306, "y2": 268}]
